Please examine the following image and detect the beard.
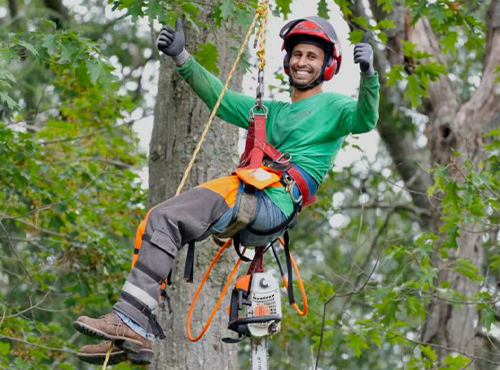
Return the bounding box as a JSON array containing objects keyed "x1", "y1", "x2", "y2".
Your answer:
[{"x1": 289, "y1": 74, "x2": 323, "y2": 90}]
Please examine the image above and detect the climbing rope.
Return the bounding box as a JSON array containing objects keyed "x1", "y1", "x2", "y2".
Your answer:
[
  {"x1": 175, "y1": 0, "x2": 270, "y2": 195},
  {"x1": 102, "y1": 340, "x2": 113, "y2": 369},
  {"x1": 254, "y1": 0, "x2": 269, "y2": 71}
]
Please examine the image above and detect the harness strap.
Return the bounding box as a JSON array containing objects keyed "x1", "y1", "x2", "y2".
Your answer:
[
  {"x1": 247, "y1": 246, "x2": 266, "y2": 274},
  {"x1": 119, "y1": 291, "x2": 166, "y2": 339},
  {"x1": 134, "y1": 260, "x2": 164, "y2": 285},
  {"x1": 183, "y1": 240, "x2": 196, "y2": 283},
  {"x1": 233, "y1": 233, "x2": 252, "y2": 262},
  {"x1": 282, "y1": 231, "x2": 295, "y2": 304}
]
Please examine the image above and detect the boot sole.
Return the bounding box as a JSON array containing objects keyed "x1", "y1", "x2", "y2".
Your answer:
[
  {"x1": 77, "y1": 348, "x2": 153, "y2": 365},
  {"x1": 77, "y1": 350, "x2": 127, "y2": 365},
  {"x1": 127, "y1": 349, "x2": 154, "y2": 365},
  {"x1": 73, "y1": 321, "x2": 143, "y2": 353}
]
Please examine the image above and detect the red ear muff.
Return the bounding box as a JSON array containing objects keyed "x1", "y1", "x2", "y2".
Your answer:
[{"x1": 323, "y1": 59, "x2": 336, "y2": 81}]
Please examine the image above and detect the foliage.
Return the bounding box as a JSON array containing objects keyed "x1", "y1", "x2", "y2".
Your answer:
[{"x1": 0, "y1": 1, "x2": 147, "y2": 368}]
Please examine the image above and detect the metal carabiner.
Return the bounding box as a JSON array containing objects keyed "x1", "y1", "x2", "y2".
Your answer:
[{"x1": 282, "y1": 174, "x2": 302, "y2": 204}]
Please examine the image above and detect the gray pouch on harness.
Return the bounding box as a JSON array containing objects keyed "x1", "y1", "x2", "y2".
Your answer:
[{"x1": 216, "y1": 191, "x2": 258, "y2": 238}]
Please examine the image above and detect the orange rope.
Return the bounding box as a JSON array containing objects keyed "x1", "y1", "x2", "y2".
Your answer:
[{"x1": 186, "y1": 239, "x2": 245, "y2": 342}]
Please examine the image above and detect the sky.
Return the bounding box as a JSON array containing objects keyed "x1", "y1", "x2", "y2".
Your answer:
[{"x1": 127, "y1": 0, "x2": 380, "y2": 187}]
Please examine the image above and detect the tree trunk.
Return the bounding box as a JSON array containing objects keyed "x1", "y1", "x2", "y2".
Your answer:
[{"x1": 147, "y1": 13, "x2": 242, "y2": 370}]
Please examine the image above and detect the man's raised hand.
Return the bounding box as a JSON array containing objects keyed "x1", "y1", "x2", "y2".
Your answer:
[
  {"x1": 354, "y1": 43, "x2": 375, "y2": 77},
  {"x1": 157, "y1": 19, "x2": 185, "y2": 57}
]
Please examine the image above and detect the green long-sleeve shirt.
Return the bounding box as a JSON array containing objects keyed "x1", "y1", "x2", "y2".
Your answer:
[{"x1": 177, "y1": 57, "x2": 380, "y2": 216}]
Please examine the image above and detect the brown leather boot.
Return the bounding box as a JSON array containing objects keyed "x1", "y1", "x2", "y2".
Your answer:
[
  {"x1": 77, "y1": 340, "x2": 154, "y2": 365},
  {"x1": 77, "y1": 341, "x2": 127, "y2": 365},
  {"x1": 73, "y1": 311, "x2": 153, "y2": 354}
]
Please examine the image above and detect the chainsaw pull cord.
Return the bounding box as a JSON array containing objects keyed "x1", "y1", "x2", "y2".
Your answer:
[
  {"x1": 276, "y1": 235, "x2": 308, "y2": 316},
  {"x1": 175, "y1": 0, "x2": 269, "y2": 196},
  {"x1": 186, "y1": 239, "x2": 245, "y2": 342}
]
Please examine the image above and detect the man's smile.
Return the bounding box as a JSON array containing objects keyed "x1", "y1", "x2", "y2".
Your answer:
[{"x1": 292, "y1": 68, "x2": 314, "y2": 80}]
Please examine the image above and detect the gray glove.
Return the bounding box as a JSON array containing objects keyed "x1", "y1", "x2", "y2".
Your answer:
[
  {"x1": 354, "y1": 43, "x2": 375, "y2": 77},
  {"x1": 157, "y1": 19, "x2": 189, "y2": 65}
]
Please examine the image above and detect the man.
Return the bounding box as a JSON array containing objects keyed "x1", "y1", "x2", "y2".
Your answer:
[{"x1": 73, "y1": 16, "x2": 379, "y2": 365}]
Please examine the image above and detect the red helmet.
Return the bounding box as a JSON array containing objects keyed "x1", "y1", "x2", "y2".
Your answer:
[{"x1": 280, "y1": 16, "x2": 342, "y2": 86}]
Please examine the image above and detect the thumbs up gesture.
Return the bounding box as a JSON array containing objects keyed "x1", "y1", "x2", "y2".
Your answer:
[
  {"x1": 354, "y1": 43, "x2": 375, "y2": 77},
  {"x1": 157, "y1": 19, "x2": 185, "y2": 57}
]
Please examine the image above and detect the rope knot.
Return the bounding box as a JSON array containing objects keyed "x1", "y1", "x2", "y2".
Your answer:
[{"x1": 256, "y1": 5, "x2": 268, "y2": 17}]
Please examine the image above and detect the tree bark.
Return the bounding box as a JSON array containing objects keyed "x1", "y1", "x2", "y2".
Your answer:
[{"x1": 148, "y1": 12, "x2": 242, "y2": 370}]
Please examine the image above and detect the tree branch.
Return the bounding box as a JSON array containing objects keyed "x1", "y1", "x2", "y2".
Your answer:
[{"x1": 0, "y1": 334, "x2": 77, "y2": 354}]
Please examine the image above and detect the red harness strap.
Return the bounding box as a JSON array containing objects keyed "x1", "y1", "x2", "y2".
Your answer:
[{"x1": 238, "y1": 112, "x2": 316, "y2": 207}]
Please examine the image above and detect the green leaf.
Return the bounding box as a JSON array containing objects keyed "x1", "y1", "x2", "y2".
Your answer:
[
  {"x1": 59, "y1": 43, "x2": 77, "y2": 64},
  {"x1": 386, "y1": 65, "x2": 405, "y2": 86},
  {"x1": 420, "y1": 345, "x2": 436, "y2": 361},
  {"x1": 405, "y1": 74, "x2": 426, "y2": 107},
  {"x1": 146, "y1": 0, "x2": 162, "y2": 22},
  {"x1": 0, "y1": 92, "x2": 19, "y2": 109},
  {"x1": 442, "y1": 30, "x2": 458, "y2": 53},
  {"x1": 375, "y1": 19, "x2": 396, "y2": 29},
  {"x1": 275, "y1": 0, "x2": 292, "y2": 19},
  {"x1": 352, "y1": 17, "x2": 369, "y2": 29},
  {"x1": 377, "y1": 0, "x2": 394, "y2": 12},
  {"x1": 0, "y1": 342, "x2": 10, "y2": 355},
  {"x1": 428, "y1": 4, "x2": 447, "y2": 26},
  {"x1": 349, "y1": 29, "x2": 365, "y2": 44},
  {"x1": 17, "y1": 40, "x2": 39, "y2": 57},
  {"x1": 402, "y1": 40, "x2": 432, "y2": 59},
  {"x1": 193, "y1": 42, "x2": 219, "y2": 74},
  {"x1": 86, "y1": 60, "x2": 102, "y2": 85},
  {"x1": 0, "y1": 69, "x2": 16, "y2": 83},
  {"x1": 443, "y1": 354, "x2": 470, "y2": 368},
  {"x1": 480, "y1": 305, "x2": 498, "y2": 331},
  {"x1": 42, "y1": 34, "x2": 58, "y2": 56},
  {"x1": 453, "y1": 258, "x2": 483, "y2": 282},
  {"x1": 347, "y1": 332, "x2": 369, "y2": 357},
  {"x1": 317, "y1": 0, "x2": 329, "y2": 19}
]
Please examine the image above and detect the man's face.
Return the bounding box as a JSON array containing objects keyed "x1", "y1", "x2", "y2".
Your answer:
[{"x1": 289, "y1": 43, "x2": 325, "y2": 88}]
